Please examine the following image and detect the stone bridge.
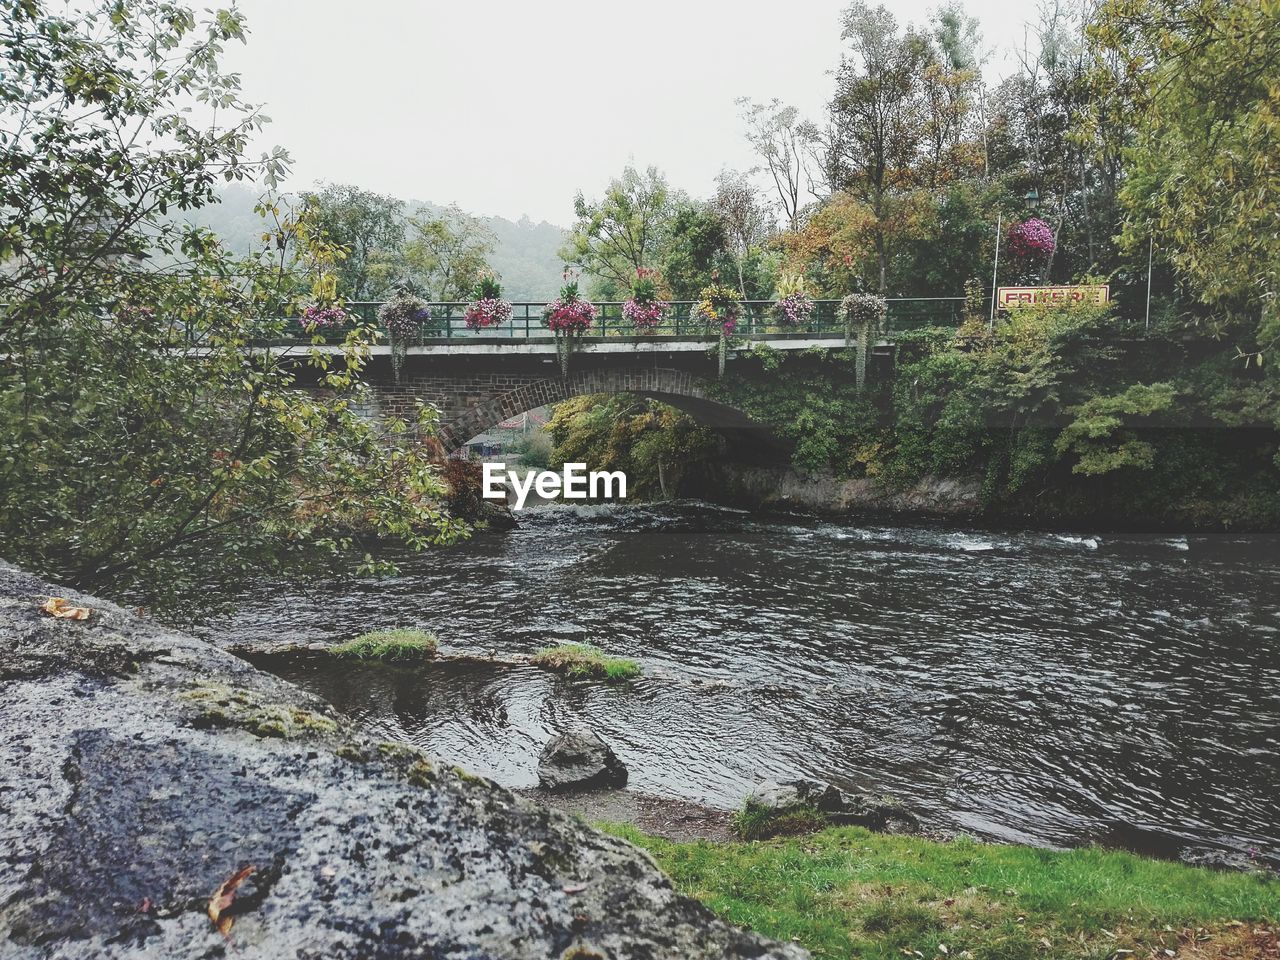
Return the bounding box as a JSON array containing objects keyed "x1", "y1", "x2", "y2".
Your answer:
[{"x1": 332, "y1": 336, "x2": 860, "y2": 457}]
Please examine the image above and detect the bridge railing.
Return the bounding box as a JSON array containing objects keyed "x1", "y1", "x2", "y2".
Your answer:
[{"x1": 284, "y1": 297, "x2": 967, "y2": 345}]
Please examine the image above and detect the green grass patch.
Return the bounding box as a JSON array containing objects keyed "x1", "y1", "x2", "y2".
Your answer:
[
  {"x1": 531, "y1": 643, "x2": 640, "y2": 682},
  {"x1": 331, "y1": 628, "x2": 438, "y2": 661},
  {"x1": 733, "y1": 798, "x2": 830, "y2": 840},
  {"x1": 599, "y1": 823, "x2": 1280, "y2": 960}
]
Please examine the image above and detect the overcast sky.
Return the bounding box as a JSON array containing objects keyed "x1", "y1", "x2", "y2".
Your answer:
[{"x1": 221, "y1": 0, "x2": 1036, "y2": 226}]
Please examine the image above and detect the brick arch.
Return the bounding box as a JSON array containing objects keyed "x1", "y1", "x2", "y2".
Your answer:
[{"x1": 435, "y1": 366, "x2": 770, "y2": 454}]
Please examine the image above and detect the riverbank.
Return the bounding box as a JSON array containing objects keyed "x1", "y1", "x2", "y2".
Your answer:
[
  {"x1": 684, "y1": 460, "x2": 1280, "y2": 533},
  {"x1": 0, "y1": 561, "x2": 801, "y2": 959},
  {"x1": 603, "y1": 822, "x2": 1280, "y2": 960}
]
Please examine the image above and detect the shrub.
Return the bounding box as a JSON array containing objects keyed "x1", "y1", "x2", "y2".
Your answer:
[
  {"x1": 332, "y1": 629, "x2": 439, "y2": 660},
  {"x1": 531, "y1": 643, "x2": 640, "y2": 682}
]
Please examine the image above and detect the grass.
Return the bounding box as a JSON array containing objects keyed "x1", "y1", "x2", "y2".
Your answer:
[
  {"x1": 733, "y1": 798, "x2": 831, "y2": 840},
  {"x1": 330, "y1": 628, "x2": 439, "y2": 661},
  {"x1": 531, "y1": 643, "x2": 640, "y2": 682},
  {"x1": 600, "y1": 824, "x2": 1280, "y2": 960}
]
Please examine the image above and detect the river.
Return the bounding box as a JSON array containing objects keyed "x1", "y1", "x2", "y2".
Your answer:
[{"x1": 215, "y1": 501, "x2": 1280, "y2": 865}]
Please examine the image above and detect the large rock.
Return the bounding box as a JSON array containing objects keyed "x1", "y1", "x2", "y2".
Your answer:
[
  {"x1": 537, "y1": 730, "x2": 629, "y2": 792},
  {"x1": 0, "y1": 562, "x2": 804, "y2": 959},
  {"x1": 746, "y1": 778, "x2": 918, "y2": 833}
]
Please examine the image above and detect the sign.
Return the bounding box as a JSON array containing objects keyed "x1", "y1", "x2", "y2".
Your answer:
[{"x1": 997, "y1": 285, "x2": 1110, "y2": 309}]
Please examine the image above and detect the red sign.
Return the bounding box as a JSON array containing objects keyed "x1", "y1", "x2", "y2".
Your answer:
[{"x1": 997, "y1": 285, "x2": 1110, "y2": 308}]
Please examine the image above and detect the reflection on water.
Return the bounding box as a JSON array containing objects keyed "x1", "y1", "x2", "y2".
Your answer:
[{"x1": 218, "y1": 502, "x2": 1280, "y2": 862}]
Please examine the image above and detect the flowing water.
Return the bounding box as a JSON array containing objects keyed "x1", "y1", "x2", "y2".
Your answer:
[{"x1": 215, "y1": 502, "x2": 1280, "y2": 863}]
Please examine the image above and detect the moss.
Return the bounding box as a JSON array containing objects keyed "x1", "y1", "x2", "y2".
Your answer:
[
  {"x1": 335, "y1": 743, "x2": 368, "y2": 763},
  {"x1": 451, "y1": 765, "x2": 489, "y2": 786},
  {"x1": 181, "y1": 683, "x2": 339, "y2": 740},
  {"x1": 531, "y1": 643, "x2": 640, "y2": 682},
  {"x1": 331, "y1": 629, "x2": 438, "y2": 661},
  {"x1": 407, "y1": 759, "x2": 436, "y2": 788}
]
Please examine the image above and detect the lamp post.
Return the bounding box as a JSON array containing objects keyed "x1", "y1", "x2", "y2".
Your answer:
[{"x1": 1023, "y1": 187, "x2": 1041, "y2": 211}]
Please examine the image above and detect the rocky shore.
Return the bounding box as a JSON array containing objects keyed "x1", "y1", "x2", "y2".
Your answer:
[{"x1": 0, "y1": 561, "x2": 805, "y2": 959}]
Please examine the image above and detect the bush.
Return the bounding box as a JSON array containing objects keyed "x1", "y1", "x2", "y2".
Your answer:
[
  {"x1": 332, "y1": 629, "x2": 439, "y2": 660},
  {"x1": 531, "y1": 643, "x2": 640, "y2": 682}
]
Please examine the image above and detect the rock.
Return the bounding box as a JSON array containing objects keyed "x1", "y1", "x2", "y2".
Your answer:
[
  {"x1": 538, "y1": 730, "x2": 629, "y2": 792},
  {"x1": 0, "y1": 561, "x2": 804, "y2": 960},
  {"x1": 1179, "y1": 845, "x2": 1275, "y2": 875},
  {"x1": 744, "y1": 778, "x2": 919, "y2": 833}
]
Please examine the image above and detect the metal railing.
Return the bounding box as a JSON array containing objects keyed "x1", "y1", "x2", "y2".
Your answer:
[{"x1": 274, "y1": 297, "x2": 967, "y2": 345}]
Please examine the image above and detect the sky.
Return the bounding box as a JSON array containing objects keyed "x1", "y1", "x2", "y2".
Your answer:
[{"x1": 220, "y1": 0, "x2": 1037, "y2": 226}]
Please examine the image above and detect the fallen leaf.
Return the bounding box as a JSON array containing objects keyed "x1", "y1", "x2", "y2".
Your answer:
[
  {"x1": 41, "y1": 597, "x2": 91, "y2": 620},
  {"x1": 208, "y1": 865, "x2": 255, "y2": 938}
]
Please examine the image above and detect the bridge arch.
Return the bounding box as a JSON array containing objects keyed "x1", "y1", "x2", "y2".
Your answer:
[{"x1": 431, "y1": 365, "x2": 781, "y2": 459}]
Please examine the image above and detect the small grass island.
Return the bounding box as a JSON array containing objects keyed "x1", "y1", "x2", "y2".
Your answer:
[
  {"x1": 331, "y1": 629, "x2": 440, "y2": 661},
  {"x1": 532, "y1": 643, "x2": 641, "y2": 682}
]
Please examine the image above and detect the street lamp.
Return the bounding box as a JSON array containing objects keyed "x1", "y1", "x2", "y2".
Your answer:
[{"x1": 1023, "y1": 187, "x2": 1041, "y2": 211}]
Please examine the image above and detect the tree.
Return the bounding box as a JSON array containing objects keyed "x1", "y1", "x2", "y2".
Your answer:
[
  {"x1": 826, "y1": 3, "x2": 934, "y2": 292},
  {"x1": 561, "y1": 165, "x2": 673, "y2": 297},
  {"x1": 660, "y1": 201, "x2": 728, "y2": 300},
  {"x1": 737, "y1": 98, "x2": 815, "y2": 231},
  {"x1": 377, "y1": 205, "x2": 495, "y2": 300},
  {"x1": 1090, "y1": 0, "x2": 1280, "y2": 357},
  {"x1": 301, "y1": 183, "x2": 404, "y2": 299},
  {"x1": 714, "y1": 171, "x2": 773, "y2": 298},
  {"x1": 0, "y1": 0, "x2": 463, "y2": 616}
]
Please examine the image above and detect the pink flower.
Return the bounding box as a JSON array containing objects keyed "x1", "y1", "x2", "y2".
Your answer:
[{"x1": 1007, "y1": 218, "x2": 1056, "y2": 260}]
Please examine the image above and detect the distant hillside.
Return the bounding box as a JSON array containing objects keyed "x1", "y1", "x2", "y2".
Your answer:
[{"x1": 178, "y1": 185, "x2": 567, "y2": 301}]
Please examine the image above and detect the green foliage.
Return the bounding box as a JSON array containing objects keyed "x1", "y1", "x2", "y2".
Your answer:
[
  {"x1": 562, "y1": 165, "x2": 673, "y2": 298},
  {"x1": 473, "y1": 273, "x2": 503, "y2": 301},
  {"x1": 547, "y1": 395, "x2": 720, "y2": 499},
  {"x1": 604, "y1": 823, "x2": 1280, "y2": 960},
  {"x1": 531, "y1": 644, "x2": 640, "y2": 682},
  {"x1": 732, "y1": 799, "x2": 830, "y2": 841},
  {"x1": 1055, "y1": 382, "x2": 1178, "y2": 475},
  {"x1": 301, "y1": 183, "x2": 405, "y2": 300},
  {"x1": 0, "y1": 0, "x2": 465, "y2": 616},
  {"x1": 332, "y1": 629, "x2": 439, "y2": 660},
  {"x1": 661, "y1": 201, "x2": 729, "y2": 300},
  {"x1": 393, "y1": 206, "x2": 496, "y2": 301},
  {"x1": 1093, "y1": 0, "x2": 1280, "y2": 357}
]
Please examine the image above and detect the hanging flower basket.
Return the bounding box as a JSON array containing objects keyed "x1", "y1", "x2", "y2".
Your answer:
[
  {"x1": 300, "y1": 304, "x2": 349, "y2": 331},
  {"x1": 693, "y1": 283, "x2": 742, "y2": 376},
  {"x1": 1007, "y1": 217, "x2": 1056, "y2": 261},
  {"x1": 840, "y1": 292, "x2": 886, "y2": 392},
  {"x1": 622, "y1": 268, "x2": 669, "y2": 333},
  {"x1": 772, "y1": 273, "x2": 815, "y2": 328},
  {"x1": 464, "y1": 275, "x2": 514, "y2": 331},
  {"x1": 378, "y1": 293, "x2": 430, "y2": 382},
  {"x1": 543, "y1": 278, "x2": 597, "y2": 374}
]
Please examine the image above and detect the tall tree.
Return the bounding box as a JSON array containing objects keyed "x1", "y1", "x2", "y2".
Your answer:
[
  {"x1": 301, "y1": 183, "x2": 404, "y2": 300},
  {"x1": 561, "y1": 165, "x2": 672, "y2": 296},
  {"x1": 714, "y1": 171, "x2": 773, "y2": 299},
  {"x1": 374, "y1": 205, "x2": 495, "y2": 300},
  {"x1": 826, "y1": 2, "x2": 934, "y2": 292},
  {"x1": 737, "y1": 98, "x2": 815, "y2": 231}
]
